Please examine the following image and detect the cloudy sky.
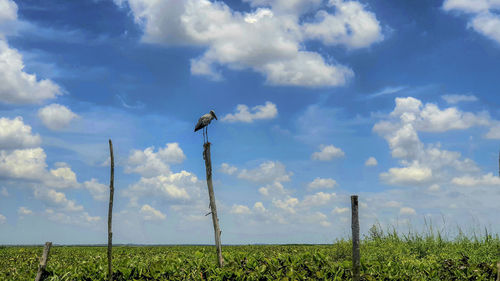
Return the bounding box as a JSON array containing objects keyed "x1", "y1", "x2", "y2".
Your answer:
[{"x1": 0, "y1": 0, "x2": 499, "y2": 245}]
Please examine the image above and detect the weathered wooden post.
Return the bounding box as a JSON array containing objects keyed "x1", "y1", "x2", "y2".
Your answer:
[
  {"x1": 203, "y1": 142, "x2": 224, "y2": 267},
  {"x1": 496, "y1": 261, "x2": 500, "y2": 281},
  {"x1": 35, "y1": 242, "x2": 52, "y2": 281},
  {"x1": 107, "y1": 139, "x2": 115, "y2": 281},
  {"x1": 351, "y1": 195, "x2": 360, "y2": 281}
]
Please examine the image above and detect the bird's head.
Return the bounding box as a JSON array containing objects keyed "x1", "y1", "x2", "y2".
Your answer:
[{"x1": 210, "y1": 110, "x2": 217, "y2": 120}]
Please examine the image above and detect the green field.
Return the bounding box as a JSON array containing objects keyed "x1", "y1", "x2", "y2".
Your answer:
[{"x1": 1, "y1": 228, "x2": 500, "y2": 280}]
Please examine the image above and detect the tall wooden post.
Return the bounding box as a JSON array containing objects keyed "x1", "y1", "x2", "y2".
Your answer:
[
  {"x1": 35, "y1": 242, "x2": 52, "y2": 281},
  {"x1": 107, "y1": 139, "x2": 115, "y2": 281},
  {"x1": 351, "y1": 195, "x2": 360, "y2": 281},
  {"x1": 203, "y1": 142, "x2": 224, "y2": 267}
]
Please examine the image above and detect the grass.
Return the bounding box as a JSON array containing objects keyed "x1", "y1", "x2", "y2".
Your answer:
[{"x1": 1, "y1": 223, "x2": 499, "y2": 280}]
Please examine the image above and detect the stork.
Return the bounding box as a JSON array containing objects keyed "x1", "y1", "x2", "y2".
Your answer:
[{"x1": 194, "y1": 110, "x2": 217, "y2": 143}]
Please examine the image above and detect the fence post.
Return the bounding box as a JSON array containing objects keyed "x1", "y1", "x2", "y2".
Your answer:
[
  {"x1": 351, "y1": 195, "x2": 360, "y2": 281},
  {"x1": 203, "y1": 142, "x2": 224, "y2": 267},
  {"x1": 496, "y1": 262, "x2": 500, "y2": 281},
  {"x1": 108, "y1": 139, "x2": 115, "y2": 281},
  {"x1": 35, "y1": 242, "x2": 52, "y2": 281}
]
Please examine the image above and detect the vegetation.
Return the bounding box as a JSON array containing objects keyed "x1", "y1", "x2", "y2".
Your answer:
[{"x1": 1, "y1": 226, "x2": 499, "y2": 280}]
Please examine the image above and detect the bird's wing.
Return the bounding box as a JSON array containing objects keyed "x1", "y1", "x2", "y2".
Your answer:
[{"x1": 194, "y1": 118, "x2": 204, "y2": 132}]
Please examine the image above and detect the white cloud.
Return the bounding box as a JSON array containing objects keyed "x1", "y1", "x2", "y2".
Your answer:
[
  {"x1": 443, "y1": 0, "x2": 500, "y2": 44},
  {"x1": 126, "y1": 143, "x2": 186, "y2": 177},
  {"x1": 84, "y1": 178, "x2": 108, "y2": 201},
  {"x1": 258, "y1": 181, "x2": 288, "y2": 197},
  {"x1": 47, "y1": 166, "x2": 78, "y2": 189},
  {"x1": 399, "y1": 207, "x2": 416, "y2": 216},
  {"x1": 451, "y1": 173, "x2": 500, "y2": 186},
  {"x1": 308, "y1": 177, "x2": 338, "y2": 190},
  {"x1": 365, "y1": 156, "x2": 378, "y2": 166},
  {"x1": 38, "y1": 104, "x2": 79, "y2": 130},
  {"x1": 34, "y1": 188, "x2": 84, "y2": 212},
  {"x1": 238, "y1": 161, "x2": 292, "y2": 183},
  {"x1": 140, "y1": 204, "x2": 166, "y2": 221},
  {"x1": 253, "y1": 201, "x2": 266, "y2": 213},
  {"x1": 428, "y1": 184, "x2": 440, "y2": 191},
  {"x1": 374, "y1": 96, "x2": 488, "y2": 187},
  {"x1": 220, "y1": 163, "x2": 237, "y2": 175},
  {"x1": 380, "y1": 163, "x2": 433, "y2": 186},
  {"x1": 383, "y1": 200, "x2": 402, "y2": 208},
  {"x1": 117, "y1": 0, "x2": 382, "y2": 87},
  {"x1": 230, "y1": 204, "x2": 252, "y2": 214},
  {"x1": 0, "y1": 148, "x2": 47, "y2": 180},
  {"x1": 442, "y1": 94, "x2": 478, "y2": 104},
  {"x1": 485, "y1": 124, "x2": 500, "y2": 139},
  {"x1": 0, "y1": 213, "x2": 5, "y2": 224},
  {"x1": 0, "y1": 39, "x2": 62, "y2": 104},
  {"x1": 332, "y1": 207, "x2": 349, "y2": 214},
  {"x1": 222, "y1": 101, "x2": 277, "y2": 123},
  {"x1": 311, "y1": 144, "x2": 345, "y2": 161},
  {"x1": 127, "y1": 172, "x2": 193, "y2": 202},
  {"x1": 302, "y1": 0, "x2": 384, "y2": 49},
  {"x1": 0, "y1": 0, "x2": 17, "y2": 25},
  {"x1": 272, "y1": 197, "x2": 299, "y2": 213},
  {"x1": 301, "y1": 192, "x2": 336, "y2": 207},
  {"x1": 18, "y1": 206, "x2": 32, "y2": 215},
  {"x1": 0, "y1": 117, "x2": 41, "y2": 150}
]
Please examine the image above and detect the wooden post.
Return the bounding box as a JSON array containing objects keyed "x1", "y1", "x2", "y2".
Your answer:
[
  {"x1": 107, "y1": 139, "x2": 114, "y2": 281},
  {"x1": 497, "y1": 262, "x2": 500, "y2": 281},
  {"x1": 351, "y1": 195, "x2": 360, "y2": 281},
  {"x1": 35, "y1": 242, "x2": 52, "y2": 281},
  {"x1": 203, "y1": 142, "x2": 224, "y2": 267}
]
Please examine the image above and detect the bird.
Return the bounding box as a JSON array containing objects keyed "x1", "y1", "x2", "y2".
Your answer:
[{"x1": 194, "y1": 110, "x2": 217, "y2": 143}]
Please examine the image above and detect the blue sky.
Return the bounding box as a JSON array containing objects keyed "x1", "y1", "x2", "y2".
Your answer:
[{"x1": 0, "y1": 0, "x2": 499, "y2": 244}]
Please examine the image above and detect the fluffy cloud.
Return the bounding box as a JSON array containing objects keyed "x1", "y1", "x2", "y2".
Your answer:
[
  {"x1": 443, "y1": 0, "x2": 500, "y2": 44},
  {"x1": 18, "y1": 206, "x2": 32, "y2": 215},
  {"x1": 222, "y1": 101, "x2": 277, "y2": 123},
  {"x1": 374, "y1": 97, "x2": 489, "y2": 187},
  {"x1": 0, "y1": 40, "x2": 62, "y2": 104},
  {"x1": 332, "y1": 207, "x2": 349, "y2": 214},
  {"x1": 308, "y1": 177, "x2": 338, "y2": 190},
  {"x1": 485, "y1": 124, "x2": 500, "y2": 139},
  {"x1": 0, "y1": 148, "x2": 47, "y2": 180},
  {"x1": 140, "y1": 204, "x2": 166, "y2": 221},
  {"x1": 301, "y1": 192, "x2": 336, "y2": 207},
  {"x1": 399, "y1": 207, "x2": 416, "y2": 215},
  {"x1": 0, "y1": 213, "x2": 5, "y2": 224},
  {"x1": 34, "y1": 188, "x2": 84, "y2": 212},
  {"x1": 126, "y1": 143, "x2": 186, "y2": 177},
  {"x1": 258, "y1": 181, "x2": 288, "y2": 197},
  {"x1": 365, "y1": 157, "x2": 378, "y2": 166},
  {"x1": 0, "y1": 0, "x2": 17, "y2": 24},
  {"x1": 272, "y1": 197, "x2": 299, "y2": 213},
  {"x1": 442, "y1": 94, "x2": 478, "y2": 104},
  {"x1": 230, "y1": 204, "x2": 252, "y2": 214},
  {"x1": 220, "y1": 163, "x2": 238, "y2": 175},
  {"x1": 84, "y1": 178, "x2": 108, "y2": 201},
  {"x1": 302, "y1": 0, "x2": 383, "y2": 48},
  {"x1": 451, "y1": 173, "x2": 500, "y2": 186},
  {"x1": 0, "y1": 117, "x2": 41, "y2": 150},
  {"x1": 311, "y1": 144, "x2": 345, "y2": 161},
  {"x1": 38, "y1": 104, "x2": 79, "y2": 130},
  {"x1": 238, "y1": 161, "x2": 292, "y2": 183},
  {"x1": 116, "y1": 0, "x2": 383, "y2": 87}
]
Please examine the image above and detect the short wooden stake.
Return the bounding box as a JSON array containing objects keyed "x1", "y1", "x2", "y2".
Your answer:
[
  {"x1": 203, "y1": 142, "x2": 224, "y2": 267},
  {"x1": 35, "y1": 242, "x2": 52, "y2": 281},
  {"x1": 107, "y1": 139, "x2": 115, "y2": 281},
  {"x1": 496, "y1": 261, "x2": 500, "y2": 281},
  {"x1": 351, "y1": 195, "x2": 360, "y2": 281}
]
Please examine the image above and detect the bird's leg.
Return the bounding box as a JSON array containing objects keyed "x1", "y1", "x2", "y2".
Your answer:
[
  {"x1": 206, "y1": 127, "x2": 209, "y2": 143},
  {"x1": 203, "y1": 128, "x2": 206, "y2": 144}
]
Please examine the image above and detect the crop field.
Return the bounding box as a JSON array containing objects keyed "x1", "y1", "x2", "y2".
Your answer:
[{"x1": 1, "y1": 229, "x2": 500, "y2": 281}]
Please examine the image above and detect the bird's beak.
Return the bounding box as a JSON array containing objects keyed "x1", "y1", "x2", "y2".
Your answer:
[{"x1": 214, "y1": 113, "x2": 218, "y2": 120}]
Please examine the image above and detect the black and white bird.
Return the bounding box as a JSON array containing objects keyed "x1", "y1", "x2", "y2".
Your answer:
[{"x1": 194, "y1": 110, "x2": 217, "y2": 143}]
